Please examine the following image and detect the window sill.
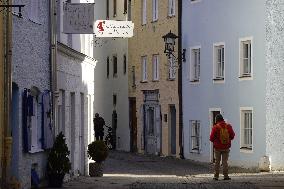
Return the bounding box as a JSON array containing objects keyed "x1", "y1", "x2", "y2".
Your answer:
[
  {"x1": 167, "y1": 78, "x2": 175, "y2": 81},
  {"x1": 240, "y1": 147, "x2": 253, "y2": 153},
  {"x1": 167, "y1": 15, "x2": 175, "y2": 18},
  {"x1": 213, "y1": 78, "x2": 224, "y2": 81},
  {"x1": 140, "y1": 80, "x2": 148, "y2": 83},
  {"x1": 29, "y1": 148, "x2": 44, "y2": 154},
  {"x1": 190, "y1": 149, "x2": 200, "y2": 154},
  {"x1": 190, "y1": 79, "x2": 200, "y2": 83},
  {"x1": 239, "y1": 74, "x2": 251, "y2": 78}
]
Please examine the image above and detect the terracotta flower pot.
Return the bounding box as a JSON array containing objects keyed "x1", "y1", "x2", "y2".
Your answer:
[{"x1": 89, "y1": 162, "x2": 103, "y2": 177}]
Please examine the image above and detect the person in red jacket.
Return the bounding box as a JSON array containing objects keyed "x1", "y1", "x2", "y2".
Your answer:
[{"x1": 210, "y1": 114, "x2": 235, "y2": 180}]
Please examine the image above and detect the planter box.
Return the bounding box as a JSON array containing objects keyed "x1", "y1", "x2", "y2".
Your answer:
[{"x1": 89, "y1": 162, "x2": 103, "y2": 177}]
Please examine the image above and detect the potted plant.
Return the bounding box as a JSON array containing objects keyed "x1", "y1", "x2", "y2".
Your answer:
[
  {"x1": 87, "y1": 140, "x2": 109, "y2": 177},
  {"x1": 47, "y1": 132, "x2": 71, "y2": 187}
]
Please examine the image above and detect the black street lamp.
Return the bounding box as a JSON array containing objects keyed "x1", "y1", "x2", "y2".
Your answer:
[{"x1": 162, "y1": 31, "x2": 186, "y2": 62}]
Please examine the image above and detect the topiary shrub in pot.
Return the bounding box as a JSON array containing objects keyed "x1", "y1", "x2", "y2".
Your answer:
[
  {"x1": 87, "y1": 140, "x2": 109, "y2": 177},
  {"x1": 47, "y1": 132, "x2": 71, "y2": 187}
]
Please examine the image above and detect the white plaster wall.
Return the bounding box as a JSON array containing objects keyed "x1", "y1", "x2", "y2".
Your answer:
[
  {"x1": 57, "y1": 47, "x2": 95, "y2": 176},
  {"x1": 11, "y1": 0, "x2": 50, "y2": 188},
  {"x1": 265, "y1": 0, "x2": 284, "y2": 170},
  {"x1": 93, "y1": 0, "x2": 130, "y2": 151},
  {"x1": 182, "y1": 0, "x2": 266, "y2": 168}
]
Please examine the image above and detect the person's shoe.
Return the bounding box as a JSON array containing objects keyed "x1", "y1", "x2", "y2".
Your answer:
[
  {"x1": 223, "y1": 177, "x2": 231, "y2": 180},
  {"x1": 213, "y1": 177, "x2": 218, "y2": 181}
]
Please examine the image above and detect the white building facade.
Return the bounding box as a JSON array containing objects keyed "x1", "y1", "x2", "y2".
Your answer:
[
  {"x1": 182, "y1": 0, "x2": 268, "y2": 169},
  {"x1": 93, "y1": 0, "x2": 130, "y2": 151},
  {"x1": 56, "y1": 0, "x2": 95, "y2": 177}
]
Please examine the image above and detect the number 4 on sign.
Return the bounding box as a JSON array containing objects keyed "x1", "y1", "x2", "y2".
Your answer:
[{"x1": 97, "y1": 21, "x2": 105, "y2": 32}]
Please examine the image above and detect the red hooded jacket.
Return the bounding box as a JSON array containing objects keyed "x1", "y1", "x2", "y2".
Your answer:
[{"x1": 210, "y1": 121, "x2": 235, "y2": 150}]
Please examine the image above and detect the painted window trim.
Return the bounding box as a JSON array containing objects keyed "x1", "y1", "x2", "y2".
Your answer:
[
  {"x1": 189, "y1": 120, "x2": 201, "y2": 153},
  {"x1": 142, "y1": 0, "x2": 147, "y2": 25},
  {"x1": 189, "y1": 46, "x2": 201, "y2": 84},
  {"x1": 152, "y1": 0, "x2": 158, "y2": 22},
  {"x1": 152, "y1": 54, "x2": 159, "y2": 81},
  {"x1": 213, "y1": 42, "x2": 225, "y2": 84},
  {"x1": 168, "y1": 0, "x2": 175, "y2": 17},
  {"x1": 240, "y1": 107, "x2": 254, "y2": 153},
  {"x1": 239, "y1": 36, "x2": 253, "y2": 81},
  {"x1": 141, "y1": 56, "x2": 148, "y2": 82}
]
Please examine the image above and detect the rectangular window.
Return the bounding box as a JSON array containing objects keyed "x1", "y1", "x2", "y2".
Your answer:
[
  {"x1": 113, "y1": 0, "x2": 117, "y2": 17},
  {"x1": 124, "y1": 0, "x2": 127, "y2": 14},
  {"x1": 190, "y1": 120, "x2": 200, "y2": 153},
  {"x1": 240, "y1": 39, "x2": 252, "y2": 77},
  {"x1": 152, "y1": 55, "x2": 159, "y2": 81},
  {"x1": 213, "y1": 44, "x2": 225, "y2": 80},
  {"x1": 132, "y1": 66, "x2": 136, "y2": 88},
  {"x1": 190, "y1": 48, "x2": 200, "y2": 82},
  {"x1": 123, "y1": 54, "x2": 127, "y2": 75},
  {"x1": 141, "y1": 56, "x2": 147, "y2": 81},
  {"x1": 106, "y1": 0, "x2": 109, "y2": 19},
  {"x1": 107, "y1": 56, "x2": 110, "y2": 78},
  {"x1": 152, "y1": 0, "x2": 158, "y2": 21},
  {"x1": 168, "y1": 0, "x2": 175, "y2": 17},
  {"x1": 168, "y1": 56, "x2": 175, "y2": 80},
  {"x1": 241, "y1": 109, "x2": 253, "y2": 150},
  {"x1": 113, "y1": 55, "x2": 117, "y2": 77},
  {"x1": 142, "y1": 0, "x2": 147, "y2": 25}
]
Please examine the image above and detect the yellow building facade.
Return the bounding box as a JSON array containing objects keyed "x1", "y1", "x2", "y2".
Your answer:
[
  {"x1": 128, "y1": 0, "x2": 180, "y2": 157},
  {"x1": 0, "y1": 2, "x2": 5, "y2": 183}
]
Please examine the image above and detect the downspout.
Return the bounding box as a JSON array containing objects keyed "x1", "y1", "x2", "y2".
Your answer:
[
  {"x1": 2, "y1": 0, "x2": 13, "y2": 187},
  {"x1": 178, "y1": 0, "x2": 184, "y2": 159},
  {"x1": 50, "y1": 0, "x2": 57, "y2": 136}
]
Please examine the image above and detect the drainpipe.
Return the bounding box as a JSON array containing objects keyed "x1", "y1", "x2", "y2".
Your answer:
[
  {"x1": 2, "y1": 0, "x2": 13, "y2": 188},
  {"x1": 50, "y1": 0, "x2": 57, "y2": 135},
  {"x1": 178, "y1": 0, "x2": 184, "y2": 159}
]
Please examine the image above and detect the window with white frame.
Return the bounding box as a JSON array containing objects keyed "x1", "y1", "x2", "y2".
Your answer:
[
  {"x1": 190, "y1": 120, "x2": 200, "y2": 153},
  {"x1": 152, "y1": 0, "x2": 158, "y2": 21},
  {"x1": 141, "y1": 56, "x2": 147, "y2": 81},
  {"x1": 29, "y1": 0, "x2": 41, "y2": 24},
  {"x1": 29, "y1": 87, "x2": 43, "y2": 152},
  {"x1": 168, "y1": 0, "x2": 175, "y2": 17},
  {"x1": 213, "y1": 44, "x2": 225, "y2": 80},
  {"x1": 240, "y1": 39, "x2": 252, "y2": 77},
  {"x1": 190, "y1": 48, "x2": 200, "y2": 82},
  {"x1": 142, "y1": 0, "x2": 147, "y2": 25},
  {"x1": 241, "y1": 109, "x2": 253, "y2": 150},
  {"x1": 168, "y1": 56, "x2": 175, "y2": 80},
  {"x1": 152, "y1": 55, "x2": 159, "y2": 81}
]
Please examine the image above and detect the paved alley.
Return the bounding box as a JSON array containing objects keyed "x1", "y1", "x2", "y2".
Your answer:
[{"x1": 44, "y1": 151, "x2": 284, "y2": 189}]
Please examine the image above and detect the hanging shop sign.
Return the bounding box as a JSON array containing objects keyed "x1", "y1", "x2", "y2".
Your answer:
[
  {"x1": 94, "y1": 20, "x2": 134, "y2": 38},
  {"x1": 63, "y1": 3, "x2": 95, "y2": 34}
]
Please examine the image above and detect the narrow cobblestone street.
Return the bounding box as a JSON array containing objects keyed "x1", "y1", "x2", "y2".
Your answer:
[{"x1": 44, "y1": 151, "x2": 284, "y2": 189}]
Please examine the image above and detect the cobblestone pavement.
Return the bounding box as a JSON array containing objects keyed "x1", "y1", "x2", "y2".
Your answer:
[{"x1": 44, "y1": 151, "x2": 284, "y2": 189}]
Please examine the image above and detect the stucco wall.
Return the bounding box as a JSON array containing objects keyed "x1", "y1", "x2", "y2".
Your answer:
[
  {"x1": 11, "y1": 0, "x2": 50, "y2": 188},
  {"x1": 93, "y1": 0, "x2": 130, "y2": 151},
  {"x1": 265, "y1": 0, "x2": 284, "y2": 170},
  {"x1": 128, "y1": 0, "x2": 180, "y2": 156},
  {"x1": 182, "y1": 0, "x2": 266, "y2": 168},
  {"x1": 57, "y1": 45, "x2": 95, "y2": 176}
]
